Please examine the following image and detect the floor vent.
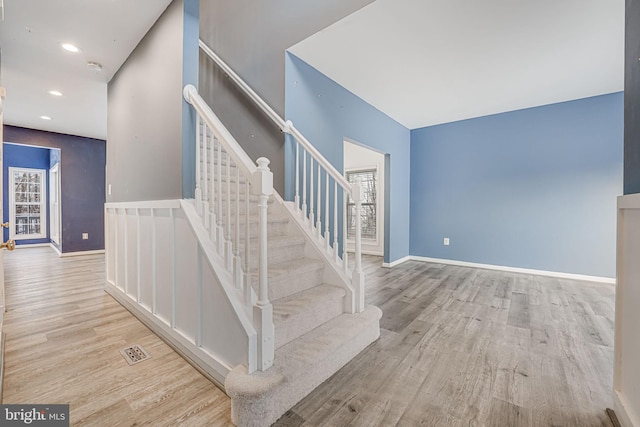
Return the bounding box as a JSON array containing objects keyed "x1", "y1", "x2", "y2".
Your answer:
[{"x1": 120, "y1": 345, "x2": 151, "y2": 365}]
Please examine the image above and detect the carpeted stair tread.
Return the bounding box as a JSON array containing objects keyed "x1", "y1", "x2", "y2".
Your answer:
[
  {"x1": 272, "y1": 284, "x2": 345, "y2": 348},
  {"x1": 225, "y1": 305, "x2": 382, "y2": 427},
  {"x1": 272, "y1": 305, "x2": 382, "y2": 374}
]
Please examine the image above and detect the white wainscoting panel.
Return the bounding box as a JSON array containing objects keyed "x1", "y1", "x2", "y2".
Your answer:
[
  {"x1": 615, "y1": 194, "x2": 640, "y2": 427},
  {"x1": 105, "y1": 200, "x2": 256, "y2": 386}
]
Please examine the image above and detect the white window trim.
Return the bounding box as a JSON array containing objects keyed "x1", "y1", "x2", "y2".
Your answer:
[{"x1": 9, "y1": 167, "x2": 47, "y2": 240}]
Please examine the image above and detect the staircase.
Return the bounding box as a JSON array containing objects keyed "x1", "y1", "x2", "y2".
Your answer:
[
  {"x1": 224, "y1": 186, "x2": 381, "y2": 426},
  {"x1": 187, "y1": 82, "x2": 381, "y2": 424},
  {"x1": 105, "y1": 42, "x2": 381, "y2": 427}
]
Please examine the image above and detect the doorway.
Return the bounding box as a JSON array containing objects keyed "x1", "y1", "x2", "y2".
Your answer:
[
  {"x1": 2, "y1": 143, "x2": 62, "y2": 250},
  {"x1": 343, "y1": 139, "x2": 387, "y2": 257}
]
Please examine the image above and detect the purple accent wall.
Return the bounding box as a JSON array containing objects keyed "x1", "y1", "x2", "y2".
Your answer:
[{"x1": 3, "y1": 125, "x2": 106, "y2": 253}]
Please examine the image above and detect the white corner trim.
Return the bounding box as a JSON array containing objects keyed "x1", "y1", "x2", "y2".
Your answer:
[
  {"x1": 50, "y1": 243, "x2": 62, "y2": 256},
  {"x1": 381, "y1": 255, "x2": 411, "y2": 268},
  {"x1": 408, "y1": 256, "x2": 615, "y2": 284},
  {"x1": 59, "y1": 249, "x2": 105, "y2": 258},
  {"x1": 614, "y1": 389, "x2": 639, "y2": 427}
]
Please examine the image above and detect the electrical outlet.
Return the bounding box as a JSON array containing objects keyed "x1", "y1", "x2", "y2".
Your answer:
[
  {"x1": 443, "y1": 237, "x2": 450, "y2": 246},
  {"x1": 108, "y1": 184, "x2": 112, "y2": 195},
  {"x1": 82, "y1": 233, "x2": 89, "y2": 240}
]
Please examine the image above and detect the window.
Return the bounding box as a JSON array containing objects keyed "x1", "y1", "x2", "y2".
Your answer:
[
  {"x1": 346, "y1": 168, "x2": 377, "y2": 241},
  {"x1": 9, "y1": 167, "x2": 47, "y2": 240}
]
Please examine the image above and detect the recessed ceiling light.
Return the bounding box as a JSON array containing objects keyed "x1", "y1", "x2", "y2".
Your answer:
[
  {"x1": 48, "y1": 90, "x2": 63, "y2": 97},
  {"x1": 40, "y1": 116, "x2": 52, "y2": 120},
  {"x1": 61, "y1": 43, "x2": 79, "y2": 53}
]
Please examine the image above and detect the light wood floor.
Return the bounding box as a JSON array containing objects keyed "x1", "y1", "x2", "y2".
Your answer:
[
  {"x1": 279, "y1": 256, "x2": 616, "y2": 427},
  {"x1": 1, "y1": 248, "x2": 615, "y2": 426},
  {"x1": 1, "y1": 247, "x2": 232, "y2": 426}
]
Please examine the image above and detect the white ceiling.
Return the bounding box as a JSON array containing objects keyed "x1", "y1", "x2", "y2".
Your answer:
[
  {"x1": 0, "y1": 1, "x2": 625, "y2": 139},
  {"x1": 0, "y1": 0, "x2": 172, "y2": 140},
  {"x1": 290, "y1": 0, "x2": 625, "y2": 130}
]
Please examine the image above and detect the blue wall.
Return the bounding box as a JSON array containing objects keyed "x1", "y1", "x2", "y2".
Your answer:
[
  {"x1": 410, "y1": 93, "x2": 623, "y2": 278},
  {"x1": 3, "y1": 143, "x2": 52, "y2": 246},
  {"x1": 4, "y1": 125, "x2": 106, "y2": 253},
  {"x1": 284, "y1": 53, "x2": 411, "y2": 263},
  {"x1": 182, "y1": 0, "x2": 199, "y2": 198}
]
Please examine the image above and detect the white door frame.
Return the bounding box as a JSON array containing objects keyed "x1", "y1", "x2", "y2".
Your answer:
[{"x1": 49, "y1": 162, "x2": 61, "y2": 246}]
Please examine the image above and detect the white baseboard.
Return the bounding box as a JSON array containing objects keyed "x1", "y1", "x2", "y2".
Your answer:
[
  {"x1": 383, "y1": 255, "x2": 615, "y2": 284},
  {"x1": 614, "y1": 389, "x2": 639, "y2": 427},
  {"x1": 381, "y1": 255, "x2": 411, "y2": 268},
  {"x1": 14, "y1": 243, "x2": 51, "y2": 249},
  {"x1": 59, "y1": 249, "x2": 105, "y2": 258}
]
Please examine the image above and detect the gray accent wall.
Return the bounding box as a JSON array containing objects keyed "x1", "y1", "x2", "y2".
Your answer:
[
  {"x1": 198, "y1": 0, "x2": 374, "y2": 193},
  {"x1": 625, "y1": 0, "x2": 640, "y2": 194},
  {"x1": 107, "y1": 0, "x2": 185, "y2": 202}
]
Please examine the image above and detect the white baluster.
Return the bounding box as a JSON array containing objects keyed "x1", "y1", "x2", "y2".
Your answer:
[
  {"x1": 202, "y1": 124, "x2": 210, "y2": 229},
  {"x1": 352, "y1": 179, "x2": 365, "y2": 313},
  {"x1": 295, "y1": 142, "x2": 300, "y2": 210},
  {"x1": 316, "y1": 163, "x2": 322, "y2": 239},
  {"x1": 195, "y1": 115, "x2": 202, "y2": 215},
  {"x1": 301, "y1": 150, "x2": 307, "y2": 221},
  {"x1": 210, "y1": 136, "x2": 216, "y2": 242},
  {"x1": 234, "y1": 166, "x2": 241, "y2": 288},
  {"x1": 334, "y1": 182, "x2": 339, "y2": 264},
  {"x1": 217, "y1": 142, "x2": 223, "y2": 255},
  {"x1": 253, "y1": 157, "x2": 274, "y2": 371},
  {"x1": 244, "y1": 180, "x2": 252, "y2": 308},
  {"x1": 309, "y1": 157, "x2": 315, "y2": 230},
  {"x1": 225, "y1": 153, "x2": 233, "y2": 272},
  {"x1": 325, "y1": 173, "x2": 330, "y2": 251},
  {"x1": 343, "y1": 249, "x2": 349, "y2": 275},
  {"x1": 343, "y1": 185, "x2": 350, "y2": 274}
]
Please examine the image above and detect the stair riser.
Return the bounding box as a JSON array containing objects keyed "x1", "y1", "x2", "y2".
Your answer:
[
  {"x1": 274, "y1": 294, "x2": 344, "y2": 349},
  {"x1": 215, "y1": 202, "x2": 274, "y2": 217},
  {"x1": 205, "y1": 194, "x2": 275, "y2": 207},
  {"x1": 217, "y1": 218, "x2": 289, "y2": 239},
  {"x1": 251, "y1": 262, "x2": 324, "y2": 301},
  {"x1": 266, "y1": 265, "x2": 324, "y2": 301},
  {"x1": 248, "y1": 241, "x2": 305, "y2": 268},
  {"x1": 203, "y1": 175, "x2": 249, "y2": 186}
]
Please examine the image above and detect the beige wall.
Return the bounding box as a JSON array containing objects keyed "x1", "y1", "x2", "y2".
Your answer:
[
  {"x1": 198, "y1": 0, "x2": 374, "y2": 194},
  {"x1": 107, "y1": 0, "x2": 183, "y2": 202}
]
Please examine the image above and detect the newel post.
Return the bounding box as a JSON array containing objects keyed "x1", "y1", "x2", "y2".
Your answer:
[
  {"x1": 252, "y1": 157, "x2": 274, "y2": 370},
  {"x1": 352, "y1": 179, "x2": 365, "y2": 313}
]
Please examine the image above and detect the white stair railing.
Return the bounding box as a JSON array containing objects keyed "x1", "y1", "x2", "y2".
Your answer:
[
  {"x1": 199, "y1": 39, "x2": 365, "y2": 314},
  {"x1": 183, "y1": 84, "x2": 274, "y2": 371}
]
